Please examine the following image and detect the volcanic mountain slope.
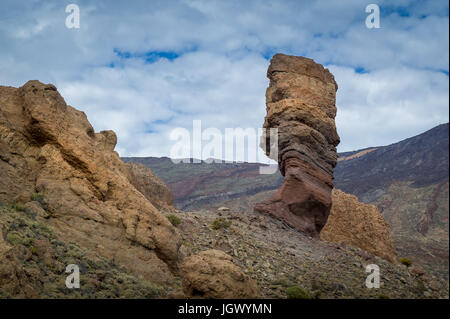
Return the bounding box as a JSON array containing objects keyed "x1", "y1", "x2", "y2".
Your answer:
[
  {"x1": 334, "y1": 123, "x2": 449, "y2": 202},
  {"x1": 121, "y1": 157, "x2": 283, "y2": 210},
  {"x1": 124, "y1": 123, "x2": 449, "y2": 278},
  {"x1": 334, "y1": 123, "x2": 449, "y2": 277}
]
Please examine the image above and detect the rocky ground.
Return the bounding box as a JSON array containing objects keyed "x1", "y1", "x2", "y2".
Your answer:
[
  {"x1": 1, "y1": 192, "x2": 448, "y2": 299},
  {"x1": 164, "y1": 208, "x2": 449, "y2": 299},
  {"x1": 0, "y1": 202, "x2": 172, "y2": 298}
]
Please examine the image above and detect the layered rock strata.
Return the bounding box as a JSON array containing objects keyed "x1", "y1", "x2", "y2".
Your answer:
[{"x1": 254, "y1": 54, "x2": 340, "y2": 237}]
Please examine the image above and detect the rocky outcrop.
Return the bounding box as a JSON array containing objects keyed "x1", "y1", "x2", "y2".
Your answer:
[
  {"x1": 0, "y1": 81, "x2": 181, "y2": 285},
  {"x1": 321, "y1": 189, "x2": 398, "y2": 263},
  {"x1": 166, "y1": 209, "x2": 447, "y2": 299},
  {"x1": 254, "y1": 54, "x2": 340, "y2": 237},
  {"x1": 0, "y1": 245, "x2": 38, "y2": 298},
  {"x1": 177, "y1": 250, "x2": 259, "y2": 299},
  {"x1": 124, "y1": 162, "x2": 174, "y2": 211}
]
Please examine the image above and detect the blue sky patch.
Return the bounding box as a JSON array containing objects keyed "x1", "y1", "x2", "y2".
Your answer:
[
  {"x1": 355, "y1": 67, "x2": 369, "y2": 74},
  {"x1": 382, "y1": 6, "x2": 411, "y2": 17},
  {"x1": 113, "y1": 48, "x2": 181, "y2": 63}
]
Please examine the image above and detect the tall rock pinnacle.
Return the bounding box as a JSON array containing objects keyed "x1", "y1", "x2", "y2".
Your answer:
[{"x1": 254, "y1": 53, "x2": 340, "y2": 237}]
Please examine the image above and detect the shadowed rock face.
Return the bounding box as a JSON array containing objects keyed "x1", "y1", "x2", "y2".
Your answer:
[
  {"x1": 124, "y1": 162, "x2": 174, "y2": 211},
  {"x1": 0, "y1": 81, "x2": 181, "y2": 284},
  {"x1": 254, "y1": 54, "x2": 340, "y2": 237}
]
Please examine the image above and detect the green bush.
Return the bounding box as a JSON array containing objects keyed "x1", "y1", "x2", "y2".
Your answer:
[
  {"x1": 31, "y1": 193, "x2": 44, "y2": 202},
  {"x1": 286, "y1": 286, "x2": 310, "y2": 299},
  {"x1": 6, "y1": 232, "x2": 22, "y2": 245},
  {"x1": 400, "y1": 257, "x2": 412, "y2": 267},
  {"x1": 167, "y1": 214, "x2": 182, "y2": 227},
  {"x1": 211, "y1": 217, "x2": 232, "y2": 230},
  {"x1": 378, "y1": 294, "x2": 390, "y2": 299},
  {"x1": 29, "y1": 246, "x2": 40, "y2": 255},
  {"x1": 14, "y1": 203, "x2": 27, "y2": 212}
]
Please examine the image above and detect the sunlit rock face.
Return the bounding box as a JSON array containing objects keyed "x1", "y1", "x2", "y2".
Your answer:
[{"x1": 0, "y1": 80, "x2": 182, "y2": 284}]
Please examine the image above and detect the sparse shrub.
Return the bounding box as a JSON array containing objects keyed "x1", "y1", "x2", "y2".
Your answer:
[
  {"x1": 400, "y1": 257, "x2": 412, "y2": 267},
  {"x1": 20, "y1": 232, "x2": 34, "y2": 247},
  {"x1": 378, "y1": 294, "x2": 390, "y2": 299},
  {"x1": 32, "y1": 221, "x2": 54, "y2": 237},
  {"x1": 29, "y1": 246, "x2": 40, "y2": 255},
  {"x1": 13, "y1": 203, "x2": 26, "y2": 212},
  {"x1": 271, "y1": 278, "x2": 291, "y2": 288},
  {"x1": 6, "y1": 232, "x2": 22, "y2": 245},
  {"x1": 211, "y1": 217, "x2": 232, "y2": 230},
  {"x1": 312, "y1": 290, "x2": 322, "y2": 299},
  {"x1": 31, "y1": 193, "x2": 44, "y2": 202},
  {"x1": 286, "y1": 286, "x2": 310, "y2": 299},
  {"x1": 167, "y1": 214, "x2": 182, "y2": 227},
  {"x1": 66, "y1": 243, "x2": 85, "y2": 259},
  {"x1": 415, "y1": 278, "x2": 427, "y2": 293}
]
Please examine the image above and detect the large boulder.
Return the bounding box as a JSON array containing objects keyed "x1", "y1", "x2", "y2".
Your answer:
[
  {"x1": 179, "y1": 250, "x2": 259, "y2": 299},
  {"x1": 255, "y1": 54, "x2": 340, "y2": 237},
  {"x1": 321, "y1": 189, "x2": 398, "y2": 263},
  {"x1": 0, "y1": 81, "x2": 181, "y2": 284}
]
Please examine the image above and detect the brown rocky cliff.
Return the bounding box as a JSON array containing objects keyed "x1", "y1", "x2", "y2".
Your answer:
[
  {"x1": 124, "y1": 162, "x2": 174, "y2": 211},
  {"x1": 255, "y1": 54, "x2": 340, "y2": 237},
  {"x1": 0, "y1": 80, "x2": 181, "y2": 283},
  {"x1": 321, "y1": 189, "x2": 398, "y2": 263}
]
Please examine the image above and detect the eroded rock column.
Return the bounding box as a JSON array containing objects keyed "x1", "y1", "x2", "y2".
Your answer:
[{"x1": 254, "y1": 54, "x2": 340, "y2": 237}]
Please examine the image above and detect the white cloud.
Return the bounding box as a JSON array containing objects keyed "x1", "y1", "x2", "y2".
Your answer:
[
  {"x1": 331, "y1": 65, "x2": 449, "y2": 151},
  {"x1": 0, "y1": 0, "x2": 448, "y2": 161},
  {"x1": 59, "y1": 51, "x2": 269, "y2": 161}
]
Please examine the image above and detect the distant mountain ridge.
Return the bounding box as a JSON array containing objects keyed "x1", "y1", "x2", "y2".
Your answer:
[
  {"x1": 123, "y1": 123, "x2": 449, "y2": 209},
  {"x1": 121, "y1": 157, "x2": 283, "y2": 210},
  {"x1": 334, "y1": 123, "x2": 449, "y2": 202}
]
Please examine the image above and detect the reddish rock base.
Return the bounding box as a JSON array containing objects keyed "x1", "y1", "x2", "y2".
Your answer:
[{"x1": 254, "y1": 158, "x2": 333, "y2": 237}]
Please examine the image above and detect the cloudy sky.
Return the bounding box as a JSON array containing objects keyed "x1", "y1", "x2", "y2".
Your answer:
[{"x1": 0, "y1": 0, "x2": 448, "y2": 162}]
